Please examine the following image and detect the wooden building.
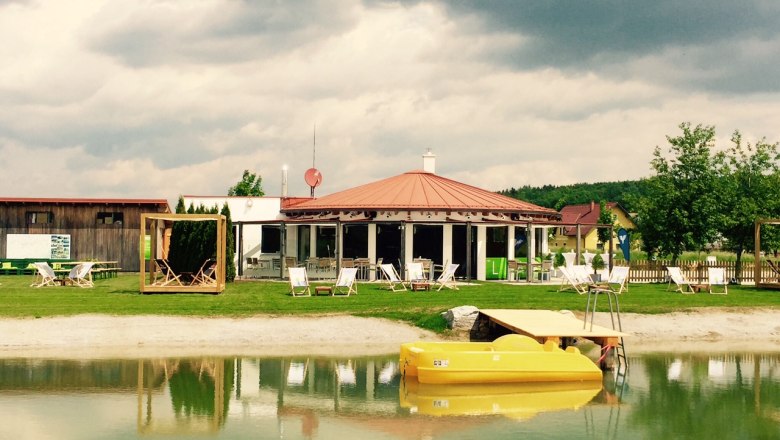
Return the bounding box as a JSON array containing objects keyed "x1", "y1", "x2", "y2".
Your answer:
[{"x1": 0, "y1": 197, "x2": 170, "y2": 272}]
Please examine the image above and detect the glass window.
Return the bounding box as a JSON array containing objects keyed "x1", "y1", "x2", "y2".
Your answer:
[
  {"x1": 96, "y1": 212, "x2": 124, "y2": 225},
  {"x1": 261, "y1": 225, "x2": 281, "y2": 253},
  {"x1": 26, "y1": 211, "x2": 53, "y2": 224}
]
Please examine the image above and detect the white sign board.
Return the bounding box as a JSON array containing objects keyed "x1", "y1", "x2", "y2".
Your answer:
[{"x1": 6, "y1": 234, "x2": 71, "y2": 259}]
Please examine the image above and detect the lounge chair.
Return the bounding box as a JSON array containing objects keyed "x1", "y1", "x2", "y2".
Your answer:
[
  {"x1": 667, "y1": 267, "x2": 695, "y2": 294},
  {"x1": 557, "y1": 266, "x2": 590, "y2": 294},
  {"x1": 595, "y1": 266, "x2": 629, "y2": 294},
  {"x1": 332, "y1": 267, "x2": 358, "y2": 296},
  {"x1": 153, "y1": 259, "x2": 183, "y2": 287},
  {"x1": 405, "y1": 262, "x2": 426, "y2": 287},
  {"x1": 69, "y1": 262, "x2": 94, "y2": 288},
  {"x1": 287, "y1": 360, "x2": 308, "y2": 386},
  {"x1": 30, "y1": 262, "x2": 57, "y2": 287},
  {"x1": 379, "y1": 263, "x2": 406, "y2": 292},
  {"x1": 288, "y1": 267, "x2": 311, "y2": 297},
  {"x1": 707, "y1": 267, "x2": 728, "y2": 295},
  {"x1": 766, "y1": 260, "x2": 780, "y2": 282},
  {"x1": 433, "y1": 263, "x2": 460, "y2": 291},
  {"x1": 336, "y1": 361, "x2": 356, "y2": 386},
  {"x1": 192, "y1": 259, "x2": 217, "y2": 286}
]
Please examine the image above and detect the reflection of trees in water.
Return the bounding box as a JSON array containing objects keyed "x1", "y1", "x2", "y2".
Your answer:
[
  {"x1": 169, "y1": 361, "x2": 216, "y2": 416},
  {"x1": 164, "y1": 359, "x2": 234, "y2": 421},
  {"x1": 631, "y1": 355, "x2": 780, "y2": 439}
]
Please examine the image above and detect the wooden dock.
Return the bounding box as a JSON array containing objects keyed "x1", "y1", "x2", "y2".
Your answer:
[{"x1": 480, "y1": 309, "x2": 629, "y2": 348}]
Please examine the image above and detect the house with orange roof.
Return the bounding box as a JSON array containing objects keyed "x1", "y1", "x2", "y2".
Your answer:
[
  {"x1": 550, "y1": 201, "x2": 635, "y2": 253},
  {"x1": 186, "y1": 152, "x2": 561, "y2": 281}
]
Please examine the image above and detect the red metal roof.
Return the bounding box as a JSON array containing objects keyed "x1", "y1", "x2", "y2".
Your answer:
[
  {"x1": 282, "y1": 170, "x2": 558, "y2": 217},
  {"x1": 560, "y1": 201, "x2": 618, "y2": 235},
  {"x1": 0, "y1": 197, "x2": 170, "y2": 208}
]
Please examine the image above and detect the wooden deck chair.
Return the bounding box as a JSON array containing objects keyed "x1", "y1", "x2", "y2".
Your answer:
[
  {"x1": 405, "y1": 262, "x2": 426, "y2": 287},
  {"x1": 192, "y1": 259, "x2": 217, "y2": 286},
  {"x1": 557, "y1": 266, "x2": 590, "y2": 294},
  {"x1": 69, "y1": 262, "x2": 95, "y2": 288},
  {"x1": 288, "y1": 267, "x2": 311, "y2": 297},
  {"x1": 433, "y1": 263, "x2": 459, "y2": 291},
  {"x1": 379, "y1": 263, "x2": 406, "y2": 292},
  {"x1": 598, "y1": 265, "x2": 629, "y2": 294},
  {"x1": 332, "y1": 267, "x2": 358, "y2": 296},
  {"x1": 336, "y1": 361, "x2": 356, "y2": 386},
  {"x1": 30, "y1": 262, "x2": 57, "y2": 287},
  {"x1": 667, "y1": 267, "x2": 694, "y2": 294},
  {"x1": 286, "y1": 360, "x2": 308, "y2": 386},
  {"x1": 707, "y1": 267, "x2": 728, "y2": 295},
  {"x1": 766, "y1": 260, "x2": 780, "y2": 282},
  {"x1": 153, "y1": 259, "x2": 183, "y2": 286},
  {"x1": 377, "y1": 361, "x2": 397, "y2": 384}
]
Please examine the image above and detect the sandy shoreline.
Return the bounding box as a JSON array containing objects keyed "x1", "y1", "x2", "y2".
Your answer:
[{"x1": 0, "y1": 309, "x2": 778, "y2": 359}]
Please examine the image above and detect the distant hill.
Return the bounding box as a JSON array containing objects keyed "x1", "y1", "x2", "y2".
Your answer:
[{"x1": 499, "y1": 180, "x2": 648, "y2": 212}]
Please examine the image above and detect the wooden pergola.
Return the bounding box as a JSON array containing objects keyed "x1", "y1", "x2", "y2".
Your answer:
[
  {"x1": 754, "y1": 219, "x2": 780, "y2": 290},
  {"x1": 139, "y1": 213, "x2": 227, "y2": 294}
]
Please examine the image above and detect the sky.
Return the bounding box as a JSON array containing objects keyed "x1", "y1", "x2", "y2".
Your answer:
[{"x1": 1, "y1": 0, "x2": 779, "y2": 206}]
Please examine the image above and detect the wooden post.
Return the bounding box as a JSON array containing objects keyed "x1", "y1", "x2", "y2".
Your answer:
[
  {"x1": 575, "y1": 224, "x2": 581, "y2": 264},
  {"x1": 608, "y1": 225, "x2": 614, "y2": 271},
  {"x1": 755, "y1": 220, "x2": 762, "y2": 286},
  {"x1": 465, "y1": 222, "x2": 472, "y2": 283}
]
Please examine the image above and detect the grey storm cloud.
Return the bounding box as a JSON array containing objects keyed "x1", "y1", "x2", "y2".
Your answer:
[
  {"x1": 85, "y1": 0, "x2": 358, "y2": 67},
  {"x1": 436, "y1": 0, "x2": 780, "y2": 93}
]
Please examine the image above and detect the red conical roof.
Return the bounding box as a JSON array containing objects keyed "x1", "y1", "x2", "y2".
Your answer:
[{"x1": 282, "y1": 170, "x2": 556, "y2": 216}]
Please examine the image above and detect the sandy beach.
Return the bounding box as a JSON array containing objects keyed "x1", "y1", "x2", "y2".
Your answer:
[{"x1": 0, "y1": 308, "x2": 778, "y2": 359}]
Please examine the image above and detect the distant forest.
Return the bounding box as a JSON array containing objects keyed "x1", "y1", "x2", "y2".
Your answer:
[{"x1": 498, "y1": 180, "x2": 649, "y2": 212}]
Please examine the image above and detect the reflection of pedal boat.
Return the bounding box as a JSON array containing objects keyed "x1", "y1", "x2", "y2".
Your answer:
[
  {"x1": 400, "y1": 334, "x2": 603, "y2": 384},
  {"x1": 400, "y1": 378, "x2": 602, "y2": 418}
]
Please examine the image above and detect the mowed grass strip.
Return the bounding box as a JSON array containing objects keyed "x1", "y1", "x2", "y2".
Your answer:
[{"x1": 1, "y1": 274, "x2": 778, "y2": 332}]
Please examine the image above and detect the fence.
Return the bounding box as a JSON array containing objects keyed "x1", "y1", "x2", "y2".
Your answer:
[{"x1": 626, "y1": 259, "x2": 774, "y2": 284}]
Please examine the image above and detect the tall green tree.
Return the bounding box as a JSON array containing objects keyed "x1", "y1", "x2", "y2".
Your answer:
[
  {"x1": 635, "y1": 123, "x2": 726, "y2": 263},
  {"x1": 220, "y1": 202, "x2": 236, "y2": 282},
  {"x1": 228, "y1": 170, "x2": 264, "y2": 196},
  {"x1": 596, "y1": 201, "x2": 617, "y2": 247},
  {"x1": 720, "y1": 131, "x2": 780, "y2": 280}
]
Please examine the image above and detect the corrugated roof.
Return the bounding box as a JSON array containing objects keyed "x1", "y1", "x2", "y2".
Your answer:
[
  {"x1": 0, "y1": 197, "x2": 170, "y2": 208},
  {"x1": 282, "y1": 170, "x2": 557, "y2": 216}
]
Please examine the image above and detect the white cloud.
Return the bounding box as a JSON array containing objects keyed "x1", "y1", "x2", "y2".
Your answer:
[{"x1": 0, "y1": 0, "x2": 779, "y2": 207}]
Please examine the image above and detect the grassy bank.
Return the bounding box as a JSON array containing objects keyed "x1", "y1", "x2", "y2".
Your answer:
[{"x1": 1, "y1": 274, "x2": 779, "y2": 332}]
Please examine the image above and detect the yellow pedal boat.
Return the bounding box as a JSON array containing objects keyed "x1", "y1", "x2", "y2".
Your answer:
[
  {"x1": 400, "y1": 378, "x2": 602, "y2": 418},
  {"x1": 400, "y1": 334, "x2": 602, "y2": 384}
]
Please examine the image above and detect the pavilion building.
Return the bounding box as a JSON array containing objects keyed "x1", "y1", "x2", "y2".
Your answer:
[{"x1": 186, "y1": 152, "x2": 560, "y2": 281}]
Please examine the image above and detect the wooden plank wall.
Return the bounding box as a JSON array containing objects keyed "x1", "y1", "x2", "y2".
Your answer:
[{"x1": 0, "y1": 203, "x2": 168, "y2": 272}]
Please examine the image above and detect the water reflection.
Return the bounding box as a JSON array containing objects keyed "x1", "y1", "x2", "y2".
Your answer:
[{"x1": 0, "y1": 353, "x2": 777, "y2": 439}]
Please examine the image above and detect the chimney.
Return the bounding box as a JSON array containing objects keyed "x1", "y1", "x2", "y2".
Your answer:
[
  {"x1": 591, "y1": 200, "x2": 595, "y2": 212},
  {"x1": 281, "y1": 165, "x2": 288, "y2": 197},
  {"x1": 422, "y1": 149, "x2": 436, "y2": 173}
]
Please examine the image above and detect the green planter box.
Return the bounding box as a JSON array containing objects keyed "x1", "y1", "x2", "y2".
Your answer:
[{"x1": 486, "y1": 257, "x2": 507, "y2": 280}]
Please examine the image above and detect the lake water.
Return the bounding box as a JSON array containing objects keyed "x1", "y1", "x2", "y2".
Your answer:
[{"x1": 0, "y1": 353, "x2": 778, "y2": 439}]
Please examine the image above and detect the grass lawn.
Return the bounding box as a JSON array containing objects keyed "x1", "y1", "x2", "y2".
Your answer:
[{"x1": 1, "y1": 274, "x2": 779, "y2": 332}]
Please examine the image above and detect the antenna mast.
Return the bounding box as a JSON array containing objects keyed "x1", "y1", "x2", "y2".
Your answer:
[{"x1": 312, "y1": 125, "x2": 316, "y2": 196}]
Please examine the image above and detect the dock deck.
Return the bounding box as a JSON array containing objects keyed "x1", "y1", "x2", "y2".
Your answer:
[{"x1": 480, "y1": 309, "x2": 629, "y2": 347}]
